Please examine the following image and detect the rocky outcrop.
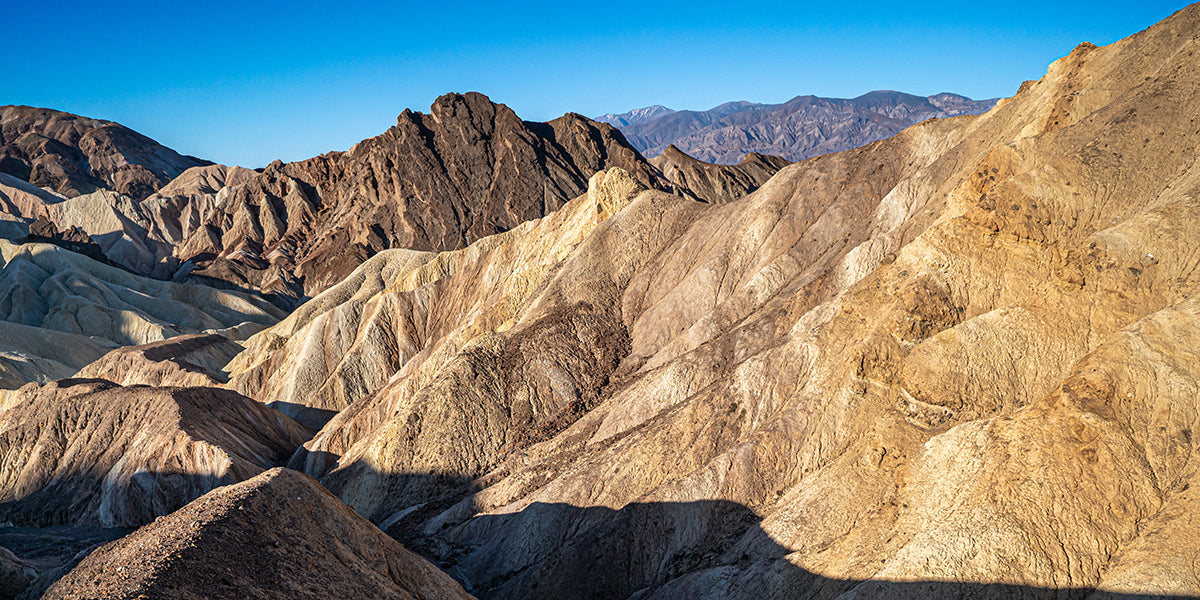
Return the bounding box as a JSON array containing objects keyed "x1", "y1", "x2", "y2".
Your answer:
[
  {"x1": 43, "y1": 468, "x2": 474, "y2": 600},
  {"x1": 0, "y1": 239, "x2": 284, "y2": 388},
  {"x1": 0, "y1": 380, "x2": 311, "y2": 527},
  {"x1": 0, "y1": 106, "x2": 209, "y2": 200},
  {"x1": 156, "y1": 92, "x2": 667, "y2": 301},
  {"x1": 614, "y1": 90, "x2": 997, "y2": 164},
  {"x1": 650, "y1": 144, "x2": 790, "y2": 203},
  {"x1": 75, "y1": 333, "x2": 244, "y2": 387},
  {"x1": 226, "y1": 4, "x2": 1200, "y2": 598}
]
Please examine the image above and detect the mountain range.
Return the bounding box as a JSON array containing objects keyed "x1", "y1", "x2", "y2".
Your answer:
[
  {"x1": 596, "y1": 91, "x2": 998, "y2": 163},
  {"x1": 4, "y1": 4, "x2": 1200, "y2": 599}
]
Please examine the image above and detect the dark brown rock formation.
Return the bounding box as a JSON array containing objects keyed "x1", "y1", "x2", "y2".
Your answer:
[
  {"x1": 0, "y1": 106, "x2": 209, "y2": 200},
  {"x1": 650, "y1": 144, "x2": 790, "y2": 203},
  {"x1": 164, "y1": 92, "x2": 667, "y2": 300}
]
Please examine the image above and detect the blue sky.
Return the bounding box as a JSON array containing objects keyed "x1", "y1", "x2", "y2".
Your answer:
[{"x1": 7, "y1": 1, "x2": 1190, "y2": 167}]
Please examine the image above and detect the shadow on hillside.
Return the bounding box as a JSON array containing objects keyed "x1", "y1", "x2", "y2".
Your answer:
[
  {"x1": 2, "y1": 457, "x2": 1195, "y2": 600},
  {"x1": 269, "y1": 401, "x2": 339, "y2": 429},
  {"x1": 342, "y1": 467, "x2": 1198, "y2": 600},
  {"x1": 0, "y1": 471, "x2": 230, "y2": 529},
  {"x1": 0, "y1": 469, "x2": 240, "y2": 600}
]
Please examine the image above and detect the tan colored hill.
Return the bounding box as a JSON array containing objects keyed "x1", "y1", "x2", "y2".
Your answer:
[
  {"x1": 226, "y1": 4, "x2": 1200, "y2": 598},
  {"x1": 42, "y1": 468, "x2": 474, "y2": 600},
  {"x1": 0, "y1": 380, "x2": 311, "y2": 527},
  {"x1": 0, "y1": 106, "x2": 209, "y2": 200},
  {"x1": 75, "y1": 333, "x2": 244, "y2": 387},
  {"x1": 0, "y1": 239, "x2": 284, "y2": 388},
  {"x1": 0, "y1": 171, "x2": 180, "y2": 276},
  {"x1": 650, "y1": 144, "x2": 790, "y2": 203}
]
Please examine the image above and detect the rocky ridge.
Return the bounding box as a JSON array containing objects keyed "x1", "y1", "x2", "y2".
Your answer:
[
  {"x1": 153, "y1": 92, "x2": 667, "y2": 301},
  {"x1": 650, "y1": 144, "x2": 790, "y2": 203}
]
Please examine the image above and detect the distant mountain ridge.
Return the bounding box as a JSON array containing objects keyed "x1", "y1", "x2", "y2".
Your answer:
[
  {"x1": 594, "y1": 104, "x2": 676, "y2": 127},
  {"x1": 598, "y1": 90, "x2": 998, "y2": 163}
]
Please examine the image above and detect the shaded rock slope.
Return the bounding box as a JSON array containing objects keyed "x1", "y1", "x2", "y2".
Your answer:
[
  {"x1": 43, "y1": 468, "x2": 474, "y2": 600},
  {"x1": 0, "y1": 239, "x2": 284, "y2": 388},
  {"x1": 151, "y1": 92, "x2": 667, "y2": 301},
  {"x1": 224, "y1": 4, "x2": 1200, "y2": 599},
  {"x1": 0, "y1": 106, "x2": 209, "y2": 200},
  {"x1": 0, "y1": 380, "x2": 311, "y2": 527},
  {"x1": 651, "y1": 144, "x2": 790, "y2": 203},
  {"x1": 611, "y1": 90, "x2": 996, "y2": 164}
]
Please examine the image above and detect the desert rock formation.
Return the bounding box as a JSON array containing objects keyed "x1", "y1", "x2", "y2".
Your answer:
[
  {"x1": 0, "y1": 380, "x2": 311, "y2": 527},
  {"x1": 223, "y1": 5, "x2": 1200, "y2": 598},
  {"x1": 0, "y1": 106, "x2": 209, "y2": 200},
  {"x1": 611, "y1": 91, "x2": 996, "y2": 164},
  {"x1": 650, "y1": 144, "x2": 790, "y2": 203},
  {"x1": 43, "y1": 468, "x2": 474, "y2": 600},
  {"x1": 0, "y1": 239, "x2": 284, "y2": 387}
]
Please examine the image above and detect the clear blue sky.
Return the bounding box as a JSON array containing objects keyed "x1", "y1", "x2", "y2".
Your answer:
[{"x1": 7, "y1": 1, "x2": 1190, "y2": 167}]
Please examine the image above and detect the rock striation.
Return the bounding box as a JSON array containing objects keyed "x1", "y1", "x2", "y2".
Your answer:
[
  {"x1": 0, "y1": 380, "x2": 311, "y2": 527},
  {"x1": 75, "y1": 333, "x2": 244, "y2": 387},
  {"x1": 612, "y1": 90, "x2": 997, "y2": 164},
  {"x1": 225, "y1": 5, "x2": 1200, "y2": 598},
  {"x1": 42, "y1": 468, "x2": 475, "y2": 600},
  {"x1": 650, "y1": 144, "x2": 790, "y2": 203},
  {"x1": 0, "y1": 238, "x2": 284, "y2": 388},
  {"x1": 0, "y1": 106, "x2": 209, "y2": 200}
]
